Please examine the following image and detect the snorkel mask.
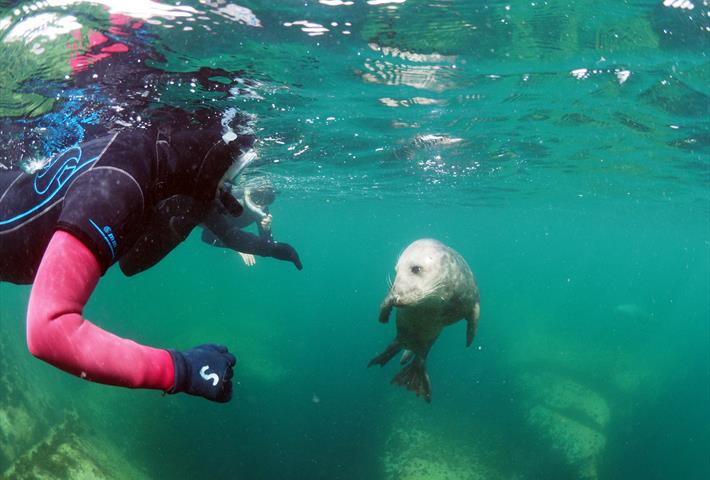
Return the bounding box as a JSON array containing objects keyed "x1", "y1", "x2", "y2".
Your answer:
[
  {"x1": 243, "y1": 190, "x2": 268, "y2": 219},
  {"x1": 242, "y1": 177, "x2": 276, "y2": 219},
  {"x1": 216, "y1": 148, "x2": 258, "y2": 217}
]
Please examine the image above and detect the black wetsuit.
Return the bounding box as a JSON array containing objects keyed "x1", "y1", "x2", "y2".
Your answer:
[
  {"x1": 0, "y1": 8, "x2": 299, "y2": 405},
  {"x1": 0, "y1": 109, "x2": 252, "y2": 284},
  {"x1": 201, "y1": 194, "x2": 276, "y2": 256},
  {"x1": 1, "y1": 15, "x2": 301, "y2": 283}
]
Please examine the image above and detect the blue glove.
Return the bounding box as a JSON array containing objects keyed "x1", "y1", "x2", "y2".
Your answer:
[{"x1": 168, "y1": 344, "x2": 236, "y2": 403}]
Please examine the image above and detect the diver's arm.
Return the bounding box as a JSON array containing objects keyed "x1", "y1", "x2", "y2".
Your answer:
[
  {"x1": 203, "y1": 212, "x2": 303, "y2": 269},
  {"x1": 26, "y1": 230, "x2": 175, "y2": 390},
  {"x1": 201, "y1": 207, "x2": 261, "y2": 252},
  {"x1": 256, "y1": 214, "x2": 274, "y2": 241},
  {"x1": 203, "y1": 222, "x2": 273, "y2": 256}
]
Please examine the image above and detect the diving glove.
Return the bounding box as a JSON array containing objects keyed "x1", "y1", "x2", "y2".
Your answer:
[
  {"x1": 168, "y1": 344, "x2": 236, "y2": 403},
  {"x1": 271, "y1": 242, "x2": 303, "y2": 270}
]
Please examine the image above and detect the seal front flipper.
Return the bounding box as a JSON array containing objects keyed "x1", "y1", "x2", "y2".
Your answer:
[
  {"x1": 379, "y1": 296, "x2": 395, "y2": 323},
  {"x1": 367, "y1": 340, "x2": 402, "y2": 367},
  {"x1": 391, "y1": 357, "x2": 432, "y2": 403},
  {"x1": 466, "y1": 301, "x2": 480, "y2": 347}
]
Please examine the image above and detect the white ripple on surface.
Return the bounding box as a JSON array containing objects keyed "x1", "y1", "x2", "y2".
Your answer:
[
  {"x1": 319, "y1": 0, "x2": 354, "y2": 6},
  {"x1": 200, "y1": 1, "x2": 262, "y2": 26},
  {"x1": 367, "y1": 0, "x2": 406, "y2": 5},
  {"x1": 571, "y1": 67, "x2": 632, "y2": 84},
  {"x1": 283, "y1": 20, "x2": 329, "y2": 36},
  {"x1": 662, "y1": 0, "x2": 695, "y2": 10},
  {"x1": 3, "y1": 12, "x2": 81, "y2": 44}
]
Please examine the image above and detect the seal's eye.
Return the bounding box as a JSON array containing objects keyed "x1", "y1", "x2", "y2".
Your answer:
[{"x1": 411, "y1": 265, "x2": 422, "y2": 274}]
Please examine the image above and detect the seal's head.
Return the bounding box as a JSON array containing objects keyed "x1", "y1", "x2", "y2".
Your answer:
[{"x1": 388, "y1": 238, "x2": 452, "y2": 307}]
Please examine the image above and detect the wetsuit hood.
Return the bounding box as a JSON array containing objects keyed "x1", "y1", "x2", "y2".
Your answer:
[
  {"x1": 151, "y1": 108, "x2": 254, "y2": 204},
  {"x1": 155, "y1": 130, "x2": 230, "y2": 203},
  {"x1": 118, "y1": 109, "x2": 254, "y2": 277}
]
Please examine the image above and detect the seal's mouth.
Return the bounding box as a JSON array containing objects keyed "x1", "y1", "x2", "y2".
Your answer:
[
  {"x1": 393, "y1": 289, "x2": 442, "y2": 308},
  {"x1": 385, "y1": 292, "x2": 405, "y2": 307},
  {"x1": 392, "y1": 293, "x2": 423, "y2": 308},
  {"x1": 393, "y1": 297, "x2": 408, "y2": 308}
]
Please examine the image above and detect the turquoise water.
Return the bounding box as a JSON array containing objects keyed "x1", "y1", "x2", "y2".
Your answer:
[{"x1": 0, "y1": 0, "x2": 708, "y2": 478}]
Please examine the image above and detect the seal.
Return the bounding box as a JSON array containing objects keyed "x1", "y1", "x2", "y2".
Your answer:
[{"x1": 368, "y1": 238, "x2": 480, "y2": 402}]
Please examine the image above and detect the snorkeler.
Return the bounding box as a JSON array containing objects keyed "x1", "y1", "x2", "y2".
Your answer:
[
  {"x1": 0, "y1": 2, "x2": 309, "y2": 404},
  {"x1": 0, "y1": 106, "x2": 303, "y2": 404},
  {"x1": 200, "y1": 178, "x2": 302, "y2": 269}
]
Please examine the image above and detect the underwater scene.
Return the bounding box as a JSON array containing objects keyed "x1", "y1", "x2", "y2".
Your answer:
[{"x1": 0, "y1": 0, "x2": 708, "y2": 478}]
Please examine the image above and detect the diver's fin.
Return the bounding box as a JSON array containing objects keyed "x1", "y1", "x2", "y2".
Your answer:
[
  {"x1": 391, "y1": 357, "x2": 431, "y2": 403},
  {"x1": 368, "y1": 340, "x2": 402, "y2": 368},
  {"x1": 466, "y1": 302, "x2": 480, "y2": 347},
  {"x1": 399, "y1": 349, "x2": 414, "y2": 365}
]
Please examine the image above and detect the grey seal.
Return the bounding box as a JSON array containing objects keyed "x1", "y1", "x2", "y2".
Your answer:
[{"x1": 368, "y1": 239, "x2": 480, "y2": 402}]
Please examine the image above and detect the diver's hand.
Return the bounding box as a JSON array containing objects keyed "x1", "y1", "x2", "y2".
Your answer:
[
  {"x1": 238, "y1": 252, "x2": 256, "y2": 267},
  {"x1": 271, "y1": 242, "x2": 303, "y2": 270},
  {"x1": 168, "y1": 344, "x2": 236, "y2": 403},
  {"x1": 260, "y1": 214, "x2": 272, "y2": 232}
]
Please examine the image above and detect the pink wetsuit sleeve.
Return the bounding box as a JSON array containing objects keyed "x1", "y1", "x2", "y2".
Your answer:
[{"x1": 26, "y1": 230, "x2": 175, "y2": 391}]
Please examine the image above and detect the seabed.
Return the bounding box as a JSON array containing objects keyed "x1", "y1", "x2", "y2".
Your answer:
[
  {"x1": 0, "y1": 303, "x2": 662, "y2": 478},
  {"x1": 0, "y1": 336, "x2": 150, "y2": 479}
]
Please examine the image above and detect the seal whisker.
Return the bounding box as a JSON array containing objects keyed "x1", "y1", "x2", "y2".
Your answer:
[{"x1": 421, "y1": 280, "x2": 443, "y2": 297}]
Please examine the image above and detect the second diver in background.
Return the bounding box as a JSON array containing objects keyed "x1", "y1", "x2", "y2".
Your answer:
[{"x1": 200, "y1": 177, "x2": 302, "y2": 270}]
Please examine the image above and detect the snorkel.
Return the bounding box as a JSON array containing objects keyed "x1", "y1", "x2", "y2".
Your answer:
[
  {"x1": 242, "y1": 177, "x2": 276, "y2": 219},
  {"x1": 217, "y1": 149, "x2": 257, "y2": 217},
  {"x1": 216, "y1": 104, "x2": 258, "y2": 217},
  {"x1": 216, "y1": 106, "x2": 272, "y2": 218},
  {"x1": 243, "y1": 188, "x2": 268, "y2": 219}
]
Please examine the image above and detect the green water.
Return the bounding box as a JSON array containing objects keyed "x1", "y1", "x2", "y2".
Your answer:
[{"x1": 0, "y1": 0, "x2": 708, "y2": 478}]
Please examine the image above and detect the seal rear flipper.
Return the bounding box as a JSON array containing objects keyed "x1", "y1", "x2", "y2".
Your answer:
[
  {"x1": 391, "y1": 358, "x2": 432, "y2": 403},
  {"x1": 368, "y1": 340, "x2": 402, "y2": 368},
  {"x1": 466, "y1": 301, "x2": 481, "y2": 347},
  {"x1": 399, "y1": 349, "x2": 414, "y2": 365}
]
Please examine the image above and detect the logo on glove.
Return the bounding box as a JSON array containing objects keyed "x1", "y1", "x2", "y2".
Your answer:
[{"x1": 200, "y1": 365, "x2": 220, "y2": 386}]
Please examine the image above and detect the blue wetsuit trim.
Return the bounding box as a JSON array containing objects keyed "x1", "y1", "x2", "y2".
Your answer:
[
  {"x1": 0, "y1": 147, "x2": 99, "y2": 226},
  {"x1": 0, "y1": 132, "x2": 120, "y2": 228},
  {"x1": 89, "y1": 218, "x2": 116, "y2": 258}
]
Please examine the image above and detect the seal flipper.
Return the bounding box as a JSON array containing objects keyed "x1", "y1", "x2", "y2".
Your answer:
[
  {"x1": 368, "y1": 340, "x2": 402, "y2": 367},
  {"x1": 466, "y1": 302, "x2": 480, "y2": 347},
  {"x1": 379, "y1": 296, "x2": 395, "y2": 323},
  {"x1": 391, "y1": 357, "x2": 432, "y2": 403},
  {"x1": 399, "y1": 349, "x2": 414, "y2": 365}
]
